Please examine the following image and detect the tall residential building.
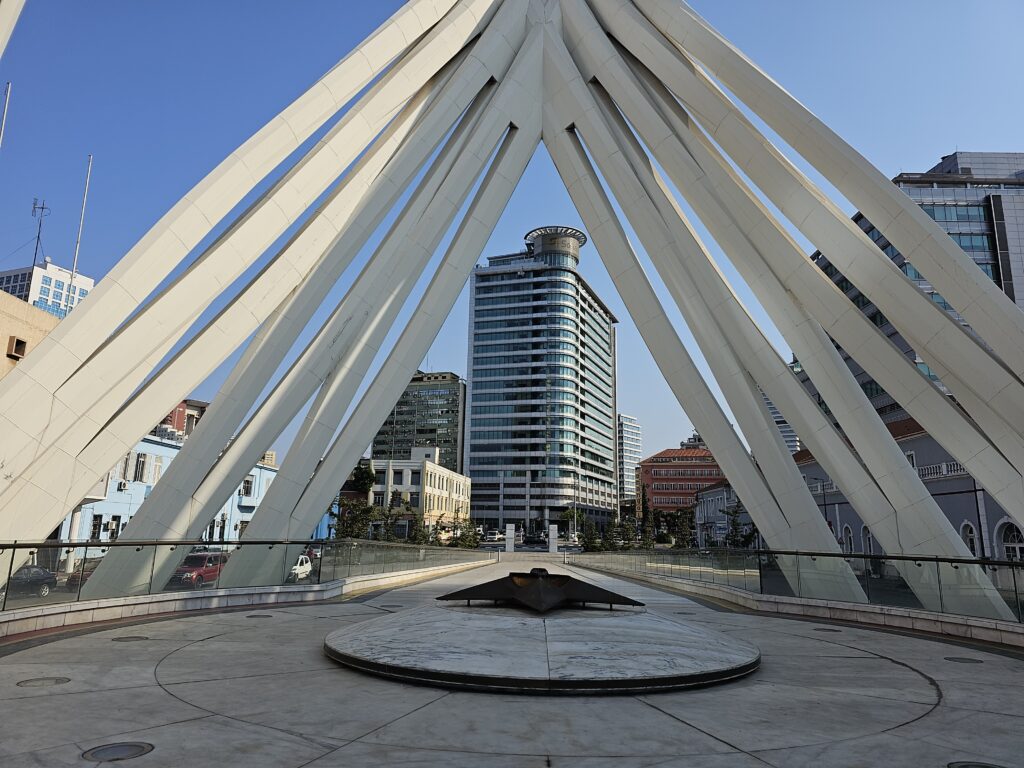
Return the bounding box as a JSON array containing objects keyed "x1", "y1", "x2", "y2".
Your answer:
[
  {"x1": 465, "y1": 227, "x2": 618, "y2": 531},
  {"x1": 371, "y1": 371, "x2": 465, "y2": 472},
  {"x1": 617, "y1": 413, "x2": 643, "y2": 507},
  {"x1": 762, "y1": 391, "x2": 799, "y2": 454},
  {"x1": 0, "y1": 257, "x2": 94, "y2": 319},
  {"x1": 797, "y1": 151, "x2": 1024, "y2": 424}
]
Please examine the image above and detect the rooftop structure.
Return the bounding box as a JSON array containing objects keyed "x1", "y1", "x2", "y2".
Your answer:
[{"x1": 0, "y1": 258, "x2": 94, "y2": 319}]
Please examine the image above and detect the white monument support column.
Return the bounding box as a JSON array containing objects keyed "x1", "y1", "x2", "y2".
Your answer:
[
  {"x1": 636, "y1": 0, "x2": 1024, "y2": 379},
  {"x1": 0, "y1": 0, "x2": 504, "y2": 525},
  {"x1": 544, "y1": 118, "x2": 861, "y2": 600},
  {"x1": 0, "y1": 0, "x2": 459, "y2": 409},
  {"x1": 548, "y1": 525, "x2": 559, "y2": 555},
  {"x1": 219, "y1": 78, "x2": 541, "y2": 587},
  {"x1": 86, "y1": 77, "x2": 506, "y2": 598},
  {"x1": 596, "y1": 0, "x2": 1024, "y2": 439},
  {"x1": 505, "y1": 524, "x2": 515, "y2": 553},
  {"x1": 608, "y1": 45, "x2": 1024, "y2": 528},
  {"x1": 0, "y1": 0, "x2": 24, "y2": 59},
  {"x1": 0, "y1": 0, "x2": 491, "y2": 485}
]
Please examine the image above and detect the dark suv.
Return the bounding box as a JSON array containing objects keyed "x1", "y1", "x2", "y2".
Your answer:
[{"x1": 167, "y1": 553, "x2": 229, "y2": 590}]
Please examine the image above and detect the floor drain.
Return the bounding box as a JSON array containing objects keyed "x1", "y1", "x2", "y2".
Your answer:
[
  {"x1": 379, "y1": 604, "x2": 404, "y2": 608},
  {"x1": 82, "y1": 742, "x2": 154, "y2": 761},
  {"x1": 110, "y1": 636, "x2": 148, "y2": 642},
  {"x1": 16, "y1": 676, "x2": 70, "y2": 687},
  {"x1": 675, "y1": 611, "x2": 695, "y2": 615},
  {"x1": 948, "y1": 762, "x2": 1008, "y2": 768},
  {"x1": 944, "y1": 657, "x2": 984, "y2": 664},
  {"x1": 247, "y1": 613, "x2": 273, "y2": 618},
  {"x1": 813, "y1": 628, "x2": 842, "y2": 633}
]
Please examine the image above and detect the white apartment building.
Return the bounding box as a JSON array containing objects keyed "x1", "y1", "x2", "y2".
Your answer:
[
  {"x1": 617, "y1": 413, "x2": 643, "y2": 506},
  {"x1": 368, "y1": 447, "x2": 472, "y2": 532},
  {"x1": 0, "y1": 257, "x2": 95, "y2": 319}
]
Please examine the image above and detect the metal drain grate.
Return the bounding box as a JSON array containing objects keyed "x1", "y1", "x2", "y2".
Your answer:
[
  {"x1": 110, "y1": 636, "x2": 148, "y2": 642},
  {"x1": 675, "y1": 611, "x2": 695, "y2": 615},
  {"x1": 813, "y1": 628, "x2": 842, "y2": 633},
  {"x1": 17, "y1": 676, "x2": 70, "y2": 688},
  {"x1": 947, "y1": 762, "x2": 1008, "y2": 768},
  {"x1": 944, "y1": 657, "x2": 984, "y2": 664},
  {"x1": 247, "y1": 613, "x2": 273, "y2": 618},
  {"x1": 379, "y1": 604, "x2": 404, "y2": 608},
  {"x1": 82, "y1": 742, "x2": 154, "y2": 762}
]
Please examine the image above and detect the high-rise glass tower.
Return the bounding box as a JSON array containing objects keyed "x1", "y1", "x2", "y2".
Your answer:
[
  {"x1": 617, "y1": 413, "x2": 643, "y2": 507},
  {"x1": 371, "y1": 371, "x2": 465, "y2": 473},
  {"x1": 465, "y1": 227, "x2": 618, "y2": 532}
]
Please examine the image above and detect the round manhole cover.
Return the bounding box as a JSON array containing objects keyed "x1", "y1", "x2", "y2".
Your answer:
[
  {"x1": 16, "y1": 676, "x2": 70, "y2": 688},
  {"x1": 110, "y1": 636, "x2": 148, "y2": 642},
  {"x1": 82, "y1": 742, "x2": 154, "y2": 761},
  {"x1": 944, "y1": 657, "x2": 984, "y2": 664},
  {"x1": 813, "y1": 628, "x2": 842, "y2": 633}
]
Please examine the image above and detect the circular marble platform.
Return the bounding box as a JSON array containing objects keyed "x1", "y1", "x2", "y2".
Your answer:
[{"x1": 323, "y1": 604, "x2": 760, "y2": 694}]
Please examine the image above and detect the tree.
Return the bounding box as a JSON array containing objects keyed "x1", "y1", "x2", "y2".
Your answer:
[
  {"x1": 671, "y1": 507, "x2": 697, "y2": 549},
  {"x1": 620, "y1": 516, "x2": 638, "y2": 550},
  {"x1": 349, "y1": 463, "x2": 376, "y2": 495},
  {"x1": 429, "y1": 512, "x2": 448, "y2": 546},
  {"x1": 641, "y1": 508, "x2": 655, "y2": 550},
  {"x1": 561, "y1": 506, "x2": 585, "y2": 539},
  {"x1": 451, "y1": 510, "x2": 480, "y2": 549},
  {"x1": 332, "y1": 497, "x2": 374, "y2": 539},
  {"x1": 581, "y1": 517, "x2": 601, "y2": 551},
  {"x1": 406, "y1": 508, "x2": 429, "y2": 545},
  {"x1": 723, "y1": 504, "x2": 757, "y2": 549}
]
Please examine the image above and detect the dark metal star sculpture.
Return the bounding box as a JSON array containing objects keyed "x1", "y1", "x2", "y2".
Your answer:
[{"x1": 436, "y1": 568, "x2": 644, "y2": 613}]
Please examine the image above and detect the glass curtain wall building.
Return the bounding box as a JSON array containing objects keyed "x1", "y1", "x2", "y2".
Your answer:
[
  {"x1": 465, "y1": 227, "x2": 618, "y2": 532},
  {"x1": 371, "y1": 371, "x2": 466, "y2": 473},
  {"x1": 617, "y1": 413, "x2": 643, "y2": 508},
  {"x1": 798, "y1": 151, "x2": 1024, "y2": 423}
]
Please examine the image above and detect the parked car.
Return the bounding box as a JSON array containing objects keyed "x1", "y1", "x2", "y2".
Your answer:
[
  {"x1": 484, "y1": 530, "x2": 504, "y2": 542},
  {"x1": 167, "y1": 553, "x2": 229, "y2": 590},
  {"x1": 1, "y1": 565, "x2": 58, "y2": 600},
  {"x1": 65, "y1": 565, "x2": 97, "y2": 593},
  {"x1": 523, "y1": 533, "x2": 546, "y2": 546},
  {"x1": 289, "y1": 555, "x2": 313, "y2": 582}
]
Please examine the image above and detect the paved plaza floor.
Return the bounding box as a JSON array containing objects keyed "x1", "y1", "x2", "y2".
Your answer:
[{"x1": 0, "y1": 560, "x2": 1021, "y2": 767}]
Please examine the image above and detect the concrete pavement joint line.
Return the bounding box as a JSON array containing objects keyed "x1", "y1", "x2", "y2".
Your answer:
[
  {"x1": 635, "y1": 696, "x2": 774, "y2": 765},
  {"x1": 148, "y1": 629, "x2": 346, "y2": 753}
]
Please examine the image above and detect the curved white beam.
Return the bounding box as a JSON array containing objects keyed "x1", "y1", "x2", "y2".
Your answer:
[
  {"x1": 0, "y1": 0, "x2": 501, "y2": 507},
  {"x1": 635, "y1": 0, "x2": 1024, "y2": 382}
]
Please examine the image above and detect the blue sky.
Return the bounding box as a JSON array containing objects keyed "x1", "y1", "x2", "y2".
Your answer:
[{"x1": 1, "y1": 1, "x2": 1022, "y2": 460}]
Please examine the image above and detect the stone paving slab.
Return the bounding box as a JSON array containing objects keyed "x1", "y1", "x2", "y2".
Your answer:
[{"x1": 0, "y1": 559, "x2": 1019, "y2": 767}]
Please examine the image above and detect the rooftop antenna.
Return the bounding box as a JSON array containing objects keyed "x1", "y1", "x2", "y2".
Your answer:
[
  {"x1": 0, "y1": 82, "x2": 10, "y2": 151},
  {"x1": 66, "y1": 154, "x2": 93, "y2": 315},
  {"x1": 31, "y1": 197, "x2": 49, "y2": 266}
]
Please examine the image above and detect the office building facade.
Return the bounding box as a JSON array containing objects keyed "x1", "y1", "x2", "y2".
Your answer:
[
  {"x1": 371, "y1": 370, "x2": 465, "y2": 472},
  {"x1": 799, "y1": 151, "x2": 1024, "y2": 424},
  {"x1": 793, "y1": 151, "x2": 1024, "y2": 565},
  {"x1": 465, "y1": 227, "x2": 618, "y2": 531},
  {"x1": 617, "y1": 413, "x2": 643, "y2": 507},
  {"x1": 0, "y1": 258, "x2": 94, "y2": 319}
]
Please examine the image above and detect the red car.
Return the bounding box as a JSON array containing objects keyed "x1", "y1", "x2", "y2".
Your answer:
[{"x1": 167, "y1": 552, "x2": 229, "y2": 590}]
